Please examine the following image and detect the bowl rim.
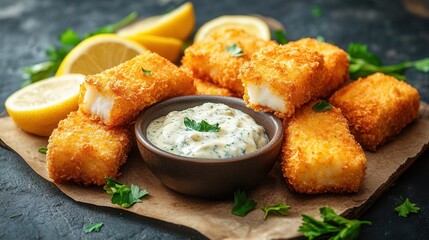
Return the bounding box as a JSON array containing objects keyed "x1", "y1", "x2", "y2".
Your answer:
[{"x1": 134, "y1": 95, "x2": 283, "y2": 164}]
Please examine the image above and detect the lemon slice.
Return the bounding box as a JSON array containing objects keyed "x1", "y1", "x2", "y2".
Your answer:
[
  {"x1": 117, "y1": 2, "x2": 195, "y2": 41},
  {"x1": 56, "y1": 34, "x2": 146, "y2": 76},
  {"x1": 194, "y1": 15, "x2": 271, "y2": 42},
  {"x1": 125, "y1": 34, "x2": 183, "y2": 62},
  {"x1": 5, "y1": 74, "x2": 85, "y2": 136}
]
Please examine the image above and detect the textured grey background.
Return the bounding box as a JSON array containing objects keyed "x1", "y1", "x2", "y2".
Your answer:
[{"x1": 1, "y1": 0, "x2": 429, "y2": 239}]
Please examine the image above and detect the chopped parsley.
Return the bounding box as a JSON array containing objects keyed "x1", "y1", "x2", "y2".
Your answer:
[
  {"x1": 103, "y1": 178, "x2": 149, "y2": 208},
  {"x1": 38, "y1": 147, "x2": 48, "y2": 154},
  {"x1": 394, "y1": 197, "x2": 420, "y2": 217},
  {"x1": 262, "y1": 202, "x2": 291, "y2": 220},
  {"x1": 226, "y1": 43, "x2": 244, "y2": 57},
  {"x1": 231, "y1": 190, "x2": 257, "y2": 217},
  {"x1": 141, "y1": 67, "x2": 151, "y2": 76},
  {"x1": 272, "y1": 29, "x2": 288, "y2": 44},
  {"x1": 299, "y1": 206, "x2": 372, "y2": 240},
  {"x1": 184, "y1": 117, "x2": 220, "y2": 132},
  {"x1": 83, "y1": 222, "x2": 103, "y2": 233},
  {"x1": 312, "y1": 100, "x2": 333, "y2": 112}
]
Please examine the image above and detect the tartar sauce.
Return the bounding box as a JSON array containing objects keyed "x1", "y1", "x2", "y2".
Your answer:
[{"x1": 146, "y1": 103, "x2": 268, "y2": 159}]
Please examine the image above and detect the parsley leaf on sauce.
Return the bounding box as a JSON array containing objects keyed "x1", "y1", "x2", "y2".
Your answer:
[
  {"x1": 231, "y1": 190, "x2": 257, "y2": 217},
  {"x1": 312, "y1": 100, "x2": 333, "y2": 112},
  {"x1": 103, "y1": 178, "x2": 149, "y2": 208},
  {"x1": 184, "y1": 117, "x2": 220, "y2": 132},
  {"x1": 262, "y1": 202, "x2": 291, "y2": 220},
  {"x1": 394, "y1": 197, "x2": 420, "y2": 217},
  {"x1": 83, "y1": 222, "x2": 103, "y2": 233},
  {"x1": 226, "y1": 43, "x2": 244, "y2": 57}
]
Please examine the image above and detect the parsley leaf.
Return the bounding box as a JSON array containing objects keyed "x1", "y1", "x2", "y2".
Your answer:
[
  {"x1": 272, "y1": 29, "x2": 288, "y2": 44},
  {"x1": 311, "y1": 6, "x2": 322, "y2": 17},
  {"x1": 103, "y1": 178, "x2": 148, "y2": 208},
  {"x1": 38, "y1": 147, "x2": 48, "y2": 154},
  {"x1": 312, "y1": 100, "x2": 333, "y2": 112},
  {"x1": 83, "y1": 222, "x2": 103, "y2": 233},
  {"x1": 394, "y1": 197, "x2": 420, "y2": 217},
  {"x1": 184, "y1": 117, "x2": 220, "y2": 132},
  {"x1": 231, "y1": 190, "x2": 257, "y2": 217},
  {"x1": 226, "y1": 43, "x2": 244, "y2": 57},
  {"x1": 262, "y1": 202, "x2": 290, "y2": 220},
  {"x1": 299, "y1": 206, "x2": 372, "y2": 240},
  {"x1": 316, "y1": 35, "x2": 325, "y2": 42},
  {"x1": 141, "y1": 67, "x2": 151, "y2": 76}
]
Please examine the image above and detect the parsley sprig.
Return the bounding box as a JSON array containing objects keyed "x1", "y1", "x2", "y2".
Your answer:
[
  {"x1": 262, "y1": 202, "x2": 291, "y2": 220},
  {"x1": 38, "y1": 147, "x2": 48, "y2": 154},
  {"x1": 394, "y1": 197, "x2": 420, "y2": 217},
  {"x1": 184, "y1": 117, "x2": 220, "y2": 132},
  {"x1": 299, "y1": 207, "x2": 371, "y2": 240},
  {"x1": 83, "y1": 222, "x2": 103, "y2": 233},
  {"x1": 226, "y1": 43, "x2": 244, "y2": 57},
  {"x1": 103, "y1": 178, "x2": 148, "y2": 208},
  {"x1": 22, "y1": 12, "x2": 137, "y2": 86},
  {"x1": 312, "y1": 100, "x2": 333, "y2": 112},
  {"x1": 231, "y1": 190, "x2": 257, "y2": 217}
]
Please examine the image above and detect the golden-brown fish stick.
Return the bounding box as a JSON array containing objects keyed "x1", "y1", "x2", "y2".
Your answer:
[
  {"x1": 80, "y1": 51, "x2": 196, "y2": 127},
  {"x1": 282, "y1": 100, "x2": 367, "y2": 194},
  {"x1": 329, "y1": 73, "x2": 420, "y2": 151},
  {"x1": 239, "y1": 45, "x2": 326, "y2": 119},
  {"x1": 193, "y1": 78, "x2": 236, "y2": 97},
  {"x1": 286, "y1": 38, "x2": 349, "y2": 96},
  {"x1": 182, "y1": 28, "x2": 276, "y2": 96},
  {"x1": 47, "y1": 110, "x2": 131, "y2": 186}
]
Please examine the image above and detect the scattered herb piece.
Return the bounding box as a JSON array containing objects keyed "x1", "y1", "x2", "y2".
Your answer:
[
  {"x1": 394, "y1": 197, "x2": 420, "y2": 217},
  {"x1": 299, "y1": 206, "x2": 372, "y2": 240},
  {"x1": 316, "y1": 35, "x2": 325, "y2": 42},
  {"x1": 23, "y1": 12, "x2": 137, "y2": 85},
  {"x1": 262, "y1": 202, "x2": 291, "y2": 220},
  {"x1": 312, "y1": 100, "x2": 333, "y2": 112},
  {"x1": 311, "y1": 6, "x2": 322, "y2": 17},
  {"x1": 38, "y1": 147, "x2": 48, "y2": 154},
  {"x1": 83, "y1": 222, "x2": 104, "y2": 233},
  {"x1": 272, "y1": 29, "x2": 288, "y2": 44},
  {"x1": 226, "y1": 43, "x2": 244, "y2": 57},
  {"x1": 231, "y1": 190, "x2": 257, "y2": 217},
  {"x1": 141, "y1": 67, "x2": 151, "y2": 76},
  {"x1": 103, "y1": 177, "x2": 148, "y2": 208},
  {"x1": 184, "y1": 117, "x2": 220, "y2": 132},
  {"x1": 347, "y1": 42, "x2": 429, "y2": 80}
]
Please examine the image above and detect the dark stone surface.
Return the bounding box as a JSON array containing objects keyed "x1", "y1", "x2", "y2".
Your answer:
[{"x1": 0, "y1": 0, "x2": 428, "y2": 239}]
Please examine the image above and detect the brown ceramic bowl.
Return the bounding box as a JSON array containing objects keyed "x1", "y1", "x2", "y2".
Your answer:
[{"x1": 134, "y1": 95, "x2": 283, "y2": 198}]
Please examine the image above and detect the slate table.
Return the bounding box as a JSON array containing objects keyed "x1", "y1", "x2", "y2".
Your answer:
[{"x1": 1, "y1": 0, "x2": 429, "y2": 239}]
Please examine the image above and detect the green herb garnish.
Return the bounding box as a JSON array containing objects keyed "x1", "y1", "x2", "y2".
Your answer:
[
  {"x1": 272, "y1": 29, "x2": 288, "y2": 44},
  {"x1": 312, "y1": 100, "x2": 333, "y2": 112},
  {"x1": 22, "y1": 12, "x2": 137, "y2": 86},
  {"x1": 316, "y1": 35, "x2": 325, "y2": 42},
  {"x1": 141, "y1": 67, "x2": 151, "y2": 76},
  {"x1": 184, "y1": 117, "x2": 220, "y2": 132},
  {"x1": 311, "y1": 6, "x2": 322, "y2": 17},
  {"x1": 226, "y1": 43, "x2": 244, "y2": 57},
  {"x1": 348, "y1": 42, "x2": 429, "y2": 80},
  {"x1": 83, "y1": 222, "x2": 104, "y2": 233},
  {"x1": 231, "y1": 190, "x2": 257, "y2": 217},
  {"x1": 394, "y1": 197, "x2": 420, "y2": 217},
  {"x1": 38, "y1": 147, "x2": 48, "y2": 154},
  {"x1": 103, "y1": 177, "x2": 148, "y2": 208},
  {"x1": 299, "y1": 206, "x2": 372, "y2": 240},
  {"x1": 262, "y1": 202, "x2": 291, "y2": 220}
]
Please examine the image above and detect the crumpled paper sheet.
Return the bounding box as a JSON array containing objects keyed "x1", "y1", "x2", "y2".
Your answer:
[{"x1": 1, "y1": 110, "x2": 429, "y2": 239}]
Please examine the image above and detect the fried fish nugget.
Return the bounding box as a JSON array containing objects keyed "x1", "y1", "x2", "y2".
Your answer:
[
  {"x1": 80, "y1": 51, "x2": 196, "y2": 127},
  {"x1": 239, "y1": 45, "x2": 326, "y2": 119},
  {"x1": 47, "y1": 110, "x2": 131, "y2": 186},
  {"x1": 282, "y1": 100, "x2": 366, "y2": 194},
  {"x1": 329, "y1": 73, "x2": 420, "y2": 151},
  {"x1": 286, "y1": 38, "x2": 349, "y2": 96},
  {"x1": 193, "y1": 78, "x2": 236, "y2": 97},
  {"x1": 182, "y1": 28, "x2": 276, "y2": 96}
]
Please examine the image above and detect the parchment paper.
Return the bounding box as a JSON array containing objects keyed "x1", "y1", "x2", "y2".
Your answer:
[{"x1": 1, "y1": 104, "x2": 429, "y2": 239}]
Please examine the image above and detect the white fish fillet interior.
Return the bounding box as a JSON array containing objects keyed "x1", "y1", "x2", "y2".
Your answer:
[
  {"x1": 82, "y1": 85, "x2": 113, "y2": 122},
  {"x1": 246, "y1": 83, "x2": 287, "y2": 113}
]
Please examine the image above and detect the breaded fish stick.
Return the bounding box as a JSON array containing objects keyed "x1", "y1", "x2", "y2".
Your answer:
[
  {"x1": 239, "y1": 45, "x2": 326, "y2": 119},
  {"x1": 329, "y1": 73, "x2": 420, "y2": 151},
  {"x1": 282, "y1": 100, "x2": 367, "y2": 194},
  {"x1": 80, "y1": 51, "x2": 196, "y2": 127},
  {"x1": 47, "y1": 110, "x2": 131, "y2": 186},
  {"x1": 182, "y1": 28, "x2": 276, "y2": 96},
  {"x1": 286, "y1": 38, "x2": 349, "y2": 96}
]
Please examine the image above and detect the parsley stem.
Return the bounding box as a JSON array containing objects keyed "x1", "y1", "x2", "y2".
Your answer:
[{"x1": 109, "y1": 11, "x2": 138, "y2": 32}]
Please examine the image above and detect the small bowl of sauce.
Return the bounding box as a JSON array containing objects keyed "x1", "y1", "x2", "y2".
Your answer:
[{"x1": 135, "y1": 95, "x2": 283, "y2": 198}]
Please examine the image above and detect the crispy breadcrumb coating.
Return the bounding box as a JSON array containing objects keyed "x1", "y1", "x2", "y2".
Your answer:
[
  {"x1": 239, "y1": 45, "x2": 326, "y2": 119},
  {"x1": 80, "y1": 51, "x2": 196, "y2": 127},
  {"x1": 286, "y1": 38, "x2": 349, "y2": 96},
  {"x1": 46, "y1": 110, "x2": 131, "y2": 186},
  {"x1": 329, "y1": 73, "x2": 420, "y2": 151},
  {"x1": 282, "y1": 100, "x2": 367, "y2": 194},
  {"x1": 181, "y1": 28, "x2": 276, "y2": 96}
]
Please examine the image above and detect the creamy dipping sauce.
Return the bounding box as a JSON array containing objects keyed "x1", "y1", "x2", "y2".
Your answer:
[{"x1": 146, "y1": 103, "x2": 269, "y2": 159}]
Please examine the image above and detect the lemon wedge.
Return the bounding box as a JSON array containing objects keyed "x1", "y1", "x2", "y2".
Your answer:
[
  {"x1": 194, "y1": 15, "x2": 271, "y2": 42},
  {"x1": 116, "y1": 2, "x2": 195, "y2": 41},
  {"x1": 5, "y1": 74, "x2": 85, "y2": 136},
  {"x1": 56, "y1": 34, "x2": 146, "y2": 76},
  {"x1": 125, "y1": 34, "x2": 183, "y2": 62}
]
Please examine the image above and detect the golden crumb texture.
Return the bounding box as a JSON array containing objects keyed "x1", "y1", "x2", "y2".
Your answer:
[
  {"x1": 329, "y1": 72, "x2": 420, "y2": 151},
  {"x1": 282, "y1": 100, "x2": 367, "y2": 194}
]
